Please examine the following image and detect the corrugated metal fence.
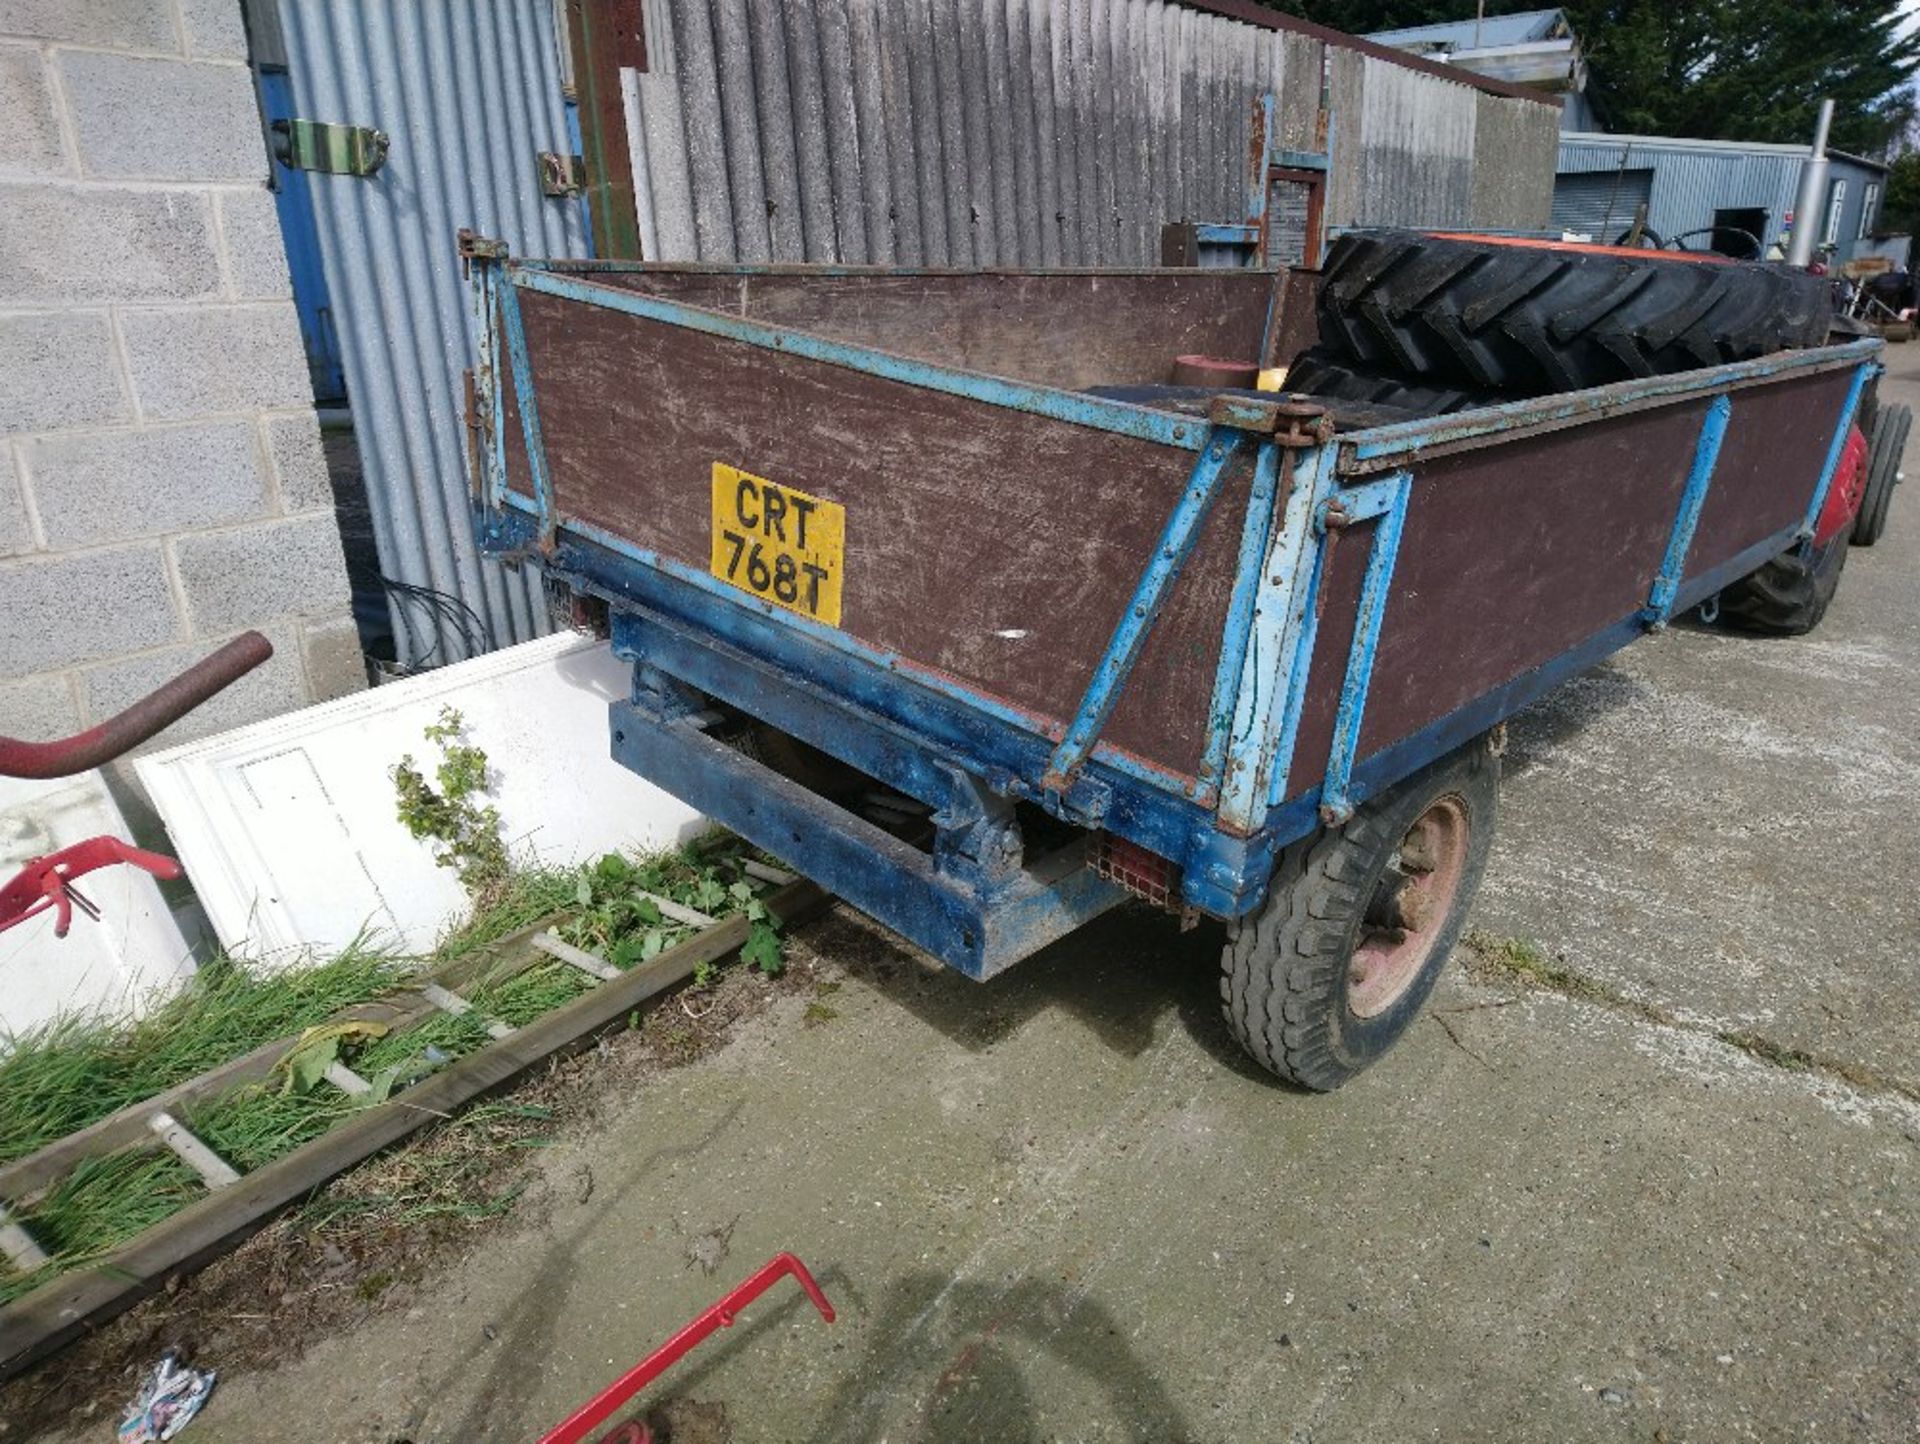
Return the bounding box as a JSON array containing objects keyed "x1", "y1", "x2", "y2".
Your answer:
[
  {"x1": 278, "y1": 0, "x2": 589, "y2": 662},
  {"x1": 622, "y1": 0, "x2": 1555, "y2": 267}
]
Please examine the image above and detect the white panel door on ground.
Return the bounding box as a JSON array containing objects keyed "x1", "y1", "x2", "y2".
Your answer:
[
  {"x1": 137, "y1": 634, "x2": 705, "y2": 961},
  {"x1": 0, "y1": 772, "x2": 193, "y2": 1040}
]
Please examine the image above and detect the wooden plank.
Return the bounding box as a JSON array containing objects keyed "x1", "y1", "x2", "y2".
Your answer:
[
  {"x1": 0, "y1": 916, "x2": 560, "y2": 1205},
  {"x1": 0, "y1": 1204, "x2": 48, "y2": 1273},
  {"x1": 741, "y1": 859, "x2": 796, "y2": 886},
  {"x1": 532, "y1": 931, "x2": 621, "y2": 982},
  {"x1": 584, "y1": 269, "x2": 1278, "y2": 389},
  {"x1": 146, "y1": 1113, "x2": 240, "y2": 1191},
  {"x1": 0, "y1": 882, "x2": 826, "y2": 1381}
]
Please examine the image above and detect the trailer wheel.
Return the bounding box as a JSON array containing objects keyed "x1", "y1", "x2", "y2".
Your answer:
[
  {"x1": 1285, "y1": 346, "x2": 1500, "y2": 418},
  {"x1": 1716, "y1": 537, "x2": 1849, "y2": 636},
  {"x1": 1315, "y1": 231, "x2": 1831, "y2": 397},
  {"x1": 1221, "y1": 738, "x2": 1499, "y2": 1090},
  {"x1": 1852, "y1": 401, "x2": 1910, "y2": 547}
]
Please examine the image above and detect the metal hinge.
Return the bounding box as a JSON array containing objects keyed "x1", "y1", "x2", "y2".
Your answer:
[
  {"x1": 538, "y1": 151, "x2": 588, "y2": 197},
  {"x1": 271, "y1": 119, "x2": 388, "y2": 177}
]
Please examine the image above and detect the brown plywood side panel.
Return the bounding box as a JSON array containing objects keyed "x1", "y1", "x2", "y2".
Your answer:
[
  {"x1": 510, "y1": 289, "x2": 1243, "y2": 776},
  {"x1": 1268, "y1": 267, "x2": 1321, "y2": 372},
  {"x1": 1684, "y1": 369, "x2": 1852, "y2": 577},
  {"x1": 578, "y1": 269, "x2": 1277, "y2": 389},
  {"x1": 1290, "y1": 402, "x2": 1709, "y2": 792},
  {"x1": 1286, "y1": 518, "x2": 1373, "y2": 797}
]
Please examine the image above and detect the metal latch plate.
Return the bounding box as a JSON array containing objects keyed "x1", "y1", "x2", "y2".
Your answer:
[{"x1": 271, "y1": 119, "x2": 388, "y2": 176}]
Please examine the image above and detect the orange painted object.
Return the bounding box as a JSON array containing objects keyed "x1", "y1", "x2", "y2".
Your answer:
[{"x1": 1423, "y1": 232, "x2": 1735, "y2": 265}]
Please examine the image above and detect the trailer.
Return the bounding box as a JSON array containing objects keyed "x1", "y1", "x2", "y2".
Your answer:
[{"x1": 463, "y1": 235, "x2": 1875, "y2": 1088}]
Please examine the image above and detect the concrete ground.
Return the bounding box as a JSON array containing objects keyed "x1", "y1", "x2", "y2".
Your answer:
[{"x1": 59, "y1": 357, "x2": 1920, "y2": 1442}]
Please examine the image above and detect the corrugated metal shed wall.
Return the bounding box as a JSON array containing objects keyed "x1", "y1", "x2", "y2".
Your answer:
[
  {"x1": 278, "y1": 0, "x2": 591, "y2": 662},
  {"x1": 1556, "y1": 137, "x2": 1810, "y2": 255},
  {"x1": 1557, "y1": 137, "x2": 1889, "y2": 258},
  {"x1": 624, "y1": 0, "x2": 1555, "y2": 267}
]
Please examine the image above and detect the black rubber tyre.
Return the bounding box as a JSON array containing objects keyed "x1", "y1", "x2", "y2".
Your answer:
[
  {"x1": 1852, "y1": 401, "x2": 1909, "y2": 547},
  {"x1": 1316, "y1": 230, "x2": 1832, "y2": 397},
  {"x1": 1717, "y1": 536, "x2": 1849, "y2": 636},
  {"x1": 1221, "y1": 737, "x2": 1500, "y2": 1091},
  {"x1": 1286, "y1": 346, "x2": 1500, "y2": 418}
]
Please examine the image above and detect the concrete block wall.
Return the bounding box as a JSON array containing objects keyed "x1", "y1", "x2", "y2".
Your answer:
[{"x1": 0, "y1": 0, "x2": 363, "y2": 800}]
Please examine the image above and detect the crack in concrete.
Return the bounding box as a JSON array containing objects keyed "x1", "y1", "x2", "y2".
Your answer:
[{"x1": 1459, "y1": 931, "x2": 1920, "y2": 1107}]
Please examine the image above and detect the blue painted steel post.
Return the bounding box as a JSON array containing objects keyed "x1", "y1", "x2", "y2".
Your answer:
[
  {"x1": 1042, "y1": 434, "x2": 1245, "y2": 792},
  {"x1": 1317, "y1": 472, "x2": 1414, "y2": 823},
  {"x1": 1216, "y1": 408, "x2": 1339, "y2": 835},
  {"x1": 1644, "y1": 394, "x2": 1731, "y2": 626},
  {"x1": 1197, "y1": 440, "x2": 1282, "y2": 797},
  {"x1": 1797, "y1": 361, "x2": 1874, "y2": 540},
  {"x1": 497, "y1": 269, "x2": 559, "y2": 546},
  {"x1": 466, "y1": 248, "x2": 509, "y2": 508}
]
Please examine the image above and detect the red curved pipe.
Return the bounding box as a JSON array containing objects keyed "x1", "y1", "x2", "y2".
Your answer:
[{"x1": 0, "y1": 632, "x2": 274, "y2": 780}]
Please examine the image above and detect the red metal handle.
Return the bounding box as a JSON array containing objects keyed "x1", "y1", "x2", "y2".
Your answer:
[
  {"x1": 0, "y1": 836, "x2": 184, "y2": 937},
  {"x1": 0, "y1": 632, "x2": 273, "y2": 780},
  {"x1": 539, "y1": 1253, "x2": 836, "y2": 1444}
]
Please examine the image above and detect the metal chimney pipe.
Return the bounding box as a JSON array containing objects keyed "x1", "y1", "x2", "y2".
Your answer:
[{"x1": 1786, "y1": 99, "x2": 1835, "y2": 266}]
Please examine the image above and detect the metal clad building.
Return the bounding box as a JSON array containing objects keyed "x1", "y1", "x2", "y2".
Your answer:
[
  {"x1": 277, "y1": 0, "x2": 589, "y2": 660},
  {"x1": 624, "y1": 0, "x2": 1560, "y2": 267},
  {"x1": 1556, "y1": 132, "x2": 1888, "y2": 262}
]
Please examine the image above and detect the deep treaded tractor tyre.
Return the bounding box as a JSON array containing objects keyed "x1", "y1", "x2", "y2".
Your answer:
[
  {"x1": 1717, "y1": 537, "x2": 1849, "y2": 636},
  {"x1": 1222, "y1": 737, "x2": 1500, "y2": 1090},
  {"x1": 1316, "y1": 230, "x2": 1832, "y2": 397},
  {"x1": 1853, "y1": 401, "x2": 1909, "y2": 547},
  {"x1": 1286, "y1": 346, "x2": 1500, "y2": 418}
]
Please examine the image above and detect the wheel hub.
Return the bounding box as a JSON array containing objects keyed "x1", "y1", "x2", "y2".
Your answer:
[{"x1": 1348, "y1": 796, "x2": 1471, "y2": 1019}]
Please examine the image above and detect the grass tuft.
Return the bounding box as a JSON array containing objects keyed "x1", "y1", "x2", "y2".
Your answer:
[
  {"x1": 1460, "y1": 931, "x2": 1632, "y2": 1009},
  {"x1": 0, "y1": 836, "x2": 787, "y2": 1301},
  {"x1": 0, "y1": 945, "x2": 407, "y2": 1165},
  {"x1": 0, "y1": 1150, "x2": 203, "y2": 1305}
]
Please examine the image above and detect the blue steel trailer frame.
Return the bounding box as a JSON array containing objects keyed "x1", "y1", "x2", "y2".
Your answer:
[{"x1": 467, "y1": 245, "x2": 1878, "y2": 981}]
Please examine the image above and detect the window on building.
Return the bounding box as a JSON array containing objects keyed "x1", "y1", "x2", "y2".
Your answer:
[
  {"x1": 1824, "y1": 178, "x2": 1848, "y2": 249},
  {"x1": 1861, "y1": 181, "x2": 1881, "y2": 240}
]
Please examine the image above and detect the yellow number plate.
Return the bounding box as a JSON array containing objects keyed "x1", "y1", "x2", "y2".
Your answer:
[{"x1": 709, "y1": 463, "x2": 845, "y2": 626}]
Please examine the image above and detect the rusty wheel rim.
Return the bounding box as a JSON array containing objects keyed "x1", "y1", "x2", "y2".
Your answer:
[{"x1": 1348, "y1": 795, "x2": 1471, "y2": 1020}]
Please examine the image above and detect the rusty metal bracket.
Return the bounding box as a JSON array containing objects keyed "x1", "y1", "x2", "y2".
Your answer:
[
  {"x1": 538, "y1": 151, "x2": 588, "y2": 198},
  {"x1": 270, "y1": 118, "x2": 388, "y2": 177},
  {"x1": 457, "y1": 229, "x2": 510, "y2": 280}
]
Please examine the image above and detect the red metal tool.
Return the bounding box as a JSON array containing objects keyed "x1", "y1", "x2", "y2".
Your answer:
[
  {"x1": 0, "y1": 837, "x2": 184, "y2": 937},
  {"x1": 538, "y1": 1253, "x2": 836, "y2": 1444},
  {"x1": 0, "y1": 632, "x2": 271, "y2": 937}
]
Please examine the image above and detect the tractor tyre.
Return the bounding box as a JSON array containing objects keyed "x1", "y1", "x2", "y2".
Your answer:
[
  {"x1": 1285, "y1": 346, "x2": 1501, "y2": 418},
  {"x1": 1315, "y1": 230, "x2": 1832, "y2": 397},
  {"x1": 1852, "y1": 401, "x2": 1909, "y2": 547},
  {"x1": 1717, "y1": 537, "x2": 1850, "y2": 637}
]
